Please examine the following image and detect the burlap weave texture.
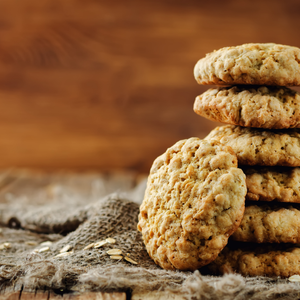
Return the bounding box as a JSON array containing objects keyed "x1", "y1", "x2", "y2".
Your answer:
[{"x1": 0, "y1": 170, "x2": 299, "y2": 299}]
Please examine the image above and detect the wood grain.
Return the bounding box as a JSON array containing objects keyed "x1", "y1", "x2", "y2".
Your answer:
[
  {"x1": 0, "y1": 275, "x2": 127, "y2": 299},
  {"x1": 0, "y1": 0, "x2": 299, "y2": 172},
  {"x1": 132, "y1": 291, "x2": 183, "y2": 300},
  {"x1": 2, "y1": 291, "x2": 126, "y2": 300}
]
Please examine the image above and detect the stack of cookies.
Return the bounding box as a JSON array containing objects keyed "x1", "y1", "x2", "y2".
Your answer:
[
  {"x1": 137, "y1": 43, "x2": 300, "y2": 279},
  {"x1": 193, "y1": 43, "x2": 300, "y2": 277}
]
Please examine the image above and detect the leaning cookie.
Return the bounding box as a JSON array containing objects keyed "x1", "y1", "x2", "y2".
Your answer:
[
  {"x1": 243, "y1": 166, "x2": 300, "y2": 203},
  {"x1": 203, "y1": 242, "x2": 300, "y2": 278},
  {"x1": 194, "y1": 43, "x2": 300, "y2": 86},
  {"x1": 137, "y1": 138, "x2": 246, "y2": 271},
  {"x1": 232, "y1": 204, "x2": 300, "y2": 243},
  {"x1": 194, "y1": 86, "x2": 300, "y2": 129},
  {"x1": 205, "y1": 125, "x2": 300, "y2": 167}
]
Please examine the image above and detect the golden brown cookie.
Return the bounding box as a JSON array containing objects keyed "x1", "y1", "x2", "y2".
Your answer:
[
  {"x1": 232, "y1": 204, "x2": 300, "y2": 243},
  {"x1": 194, "y1": 43, "x2": 300, "y2": 86},
  {"x1": 194, "y1": 86, "x2": 300, "y2": 129},
  {"x1": 243, "y1": 166, "x2": 300, "y2": 203},
  {"x1": 137, "y1": 138, "x2": 246, "y2": 271},
  {"x1": 203, "y1": 242, "x2": 300, "y2": 278},
  {"x1": 205, "y1": 125, "x2": 300, "y2": 167}
]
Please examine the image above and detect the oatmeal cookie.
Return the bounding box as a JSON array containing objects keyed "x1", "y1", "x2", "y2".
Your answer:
[
  {"x1": 137, "y1": 138, "x2": 246, "y2": 271},
  {"x1": 243, "y1": 166, "x2": 300, "y2": 203},
  {"x1": 194, "y1": 86, "x2": 300, "y2": 129},
  {"x1": 194, "y1": 43, "x2": 300, "y2": 86},
  {"x1": 205, "y1": 125, "x2": 300, "y2": 167},
  {"x1": 203, "y1": 242, "x2": 300, "y2": 278},
  {"x1": 232, "y1": 203, "x2": 300, "y2": 243}
]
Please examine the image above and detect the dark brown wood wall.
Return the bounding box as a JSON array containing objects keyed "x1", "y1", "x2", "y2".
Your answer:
[{"x1": 0, "y1": 0, "x2": 299, "y2": 173}]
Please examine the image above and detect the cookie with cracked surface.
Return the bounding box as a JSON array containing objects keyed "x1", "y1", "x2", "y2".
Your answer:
[
  {"x1": 203, "y1": 242, "x2": 300, "y2": 278},
  {"x1": 137, "y1": 138, "x2": 246, "y2": 271},
  {"x1": 194, "y1": 43, "x2": 300, "y2": 86},
  {"x1": 243, "y1": 166, "x2": 300, "y2": 203},
  {"x1": 205, "y1": 125, "x2": 300, "y2": 167},
  {"x1": 232, "y1": 203, "x2": 300, "y2": 243},
  {"x1": 194, "y1": 86, "x2": 300, "y2": 129}
]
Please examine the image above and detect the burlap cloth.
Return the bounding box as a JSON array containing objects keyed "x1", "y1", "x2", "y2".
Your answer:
[{"x1": 0, "y1": 170, "x2": 300, "y2": 299}]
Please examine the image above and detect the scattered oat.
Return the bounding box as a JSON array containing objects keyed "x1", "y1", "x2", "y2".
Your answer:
[
  {"x1": 94, "y1": 240, "x2": 107, "y2": 248},
  {"x1": 83, "y1": 243, "x2": 95, "y2": 250},
  {"x1": 60, "y1": 244, "x2": 72, "y2": 253},
  {"x1": 0, "y1": 243, "x2": 11, "y2": 250},
  {"x1": 32, "y1": 249, "x2": 39, "y2": 253},
  {"x1": 107, "y1": 249, "x2": 122, "y2": 255},
  {"x1": 106, "y1": 238, "x2": 116, "y2": 244},
  {"x1": 3, "y1": 243, "x2": 11, "y2": 249},
  {"x1": 40, "y1": 241, "x2": 52, "y2": 247},
  {"x1": 55, "y1": 251, "x2": 73, "y2": 258},
  {"x1": 289, "y1": 275, "x2": 300, "y2": 282},
  {"x1": 39, "y1": 246, "x2": 50, "y2": 253},
  {"x1": 26, "y1": 241, "x2": 38, "y2": 246},
  {"x1": 125, "y1": 256, "x2": 138, "y2": 265},
  {"x1": 110, "y1": 255, "x2": 123, "y2": 260}
]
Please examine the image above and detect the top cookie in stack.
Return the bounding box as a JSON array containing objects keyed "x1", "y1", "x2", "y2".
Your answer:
[
  {"x1": 194, "y1": 43, "x2": 300, "y2": 87},
  {"x1": 194, "y1": 43, "x2": 300, "y2": 278}
]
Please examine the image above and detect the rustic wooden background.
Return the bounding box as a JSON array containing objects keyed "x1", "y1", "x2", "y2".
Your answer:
[{"x1": 0, "y1": 0, "x2": 299, "y2": 173}]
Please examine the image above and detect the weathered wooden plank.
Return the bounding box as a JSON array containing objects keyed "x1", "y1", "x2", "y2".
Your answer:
[
  {"x1": 58, "y1": 292, "x2": 126, "y2": 300},
  {"x1": 132, "y1": 291, "x2": 183, "y2": 300},
  {"x1": 0, "y1": 0, "x2": 299, "y2": 172},
  {"x1": 2, "y1": 291, "x2": 126, "y2": 300}
]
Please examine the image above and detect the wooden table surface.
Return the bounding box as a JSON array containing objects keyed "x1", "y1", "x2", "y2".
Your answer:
[
  {"x1": 2, "y1": 290, "x2": 186, "y2": 300},
  {"x1": 2, "y1": 291, "x2": 126, "y2": 300}
]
